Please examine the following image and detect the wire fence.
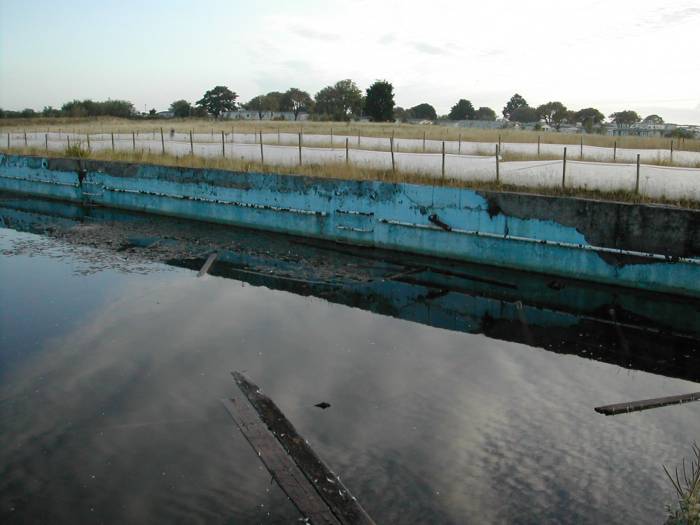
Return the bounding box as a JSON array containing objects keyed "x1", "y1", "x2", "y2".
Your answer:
[{"x1": 3, "y1": 130, "x2": 700, "y2": 201}]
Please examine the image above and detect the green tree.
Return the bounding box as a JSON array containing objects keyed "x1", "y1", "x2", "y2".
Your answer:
[
  {"x1": 503, "y1": 93, "x2": 528, "y2": 119},
  {"x1": 448, "y1": 99, "x2": 476, "y2": 120},
  {"x1": 280, "y1": 88, "x2": 314, "y2": 120},
  {"x1": 609, "y1": 110, "x2": 641, "y2": 125},
  {"x1": 196, "y1": 86, "x2": 238, "y2": 119},
  {"x1": 509, "y1": 106, "x2": 539, "y2": 123},
  {"x1": 666, "y1": 127, "x2": 694, "y2": 139},
  {"x1": 575, "y1": 107, "x2": 605, "y2": 132},
  {"x1": 643, "y1": 114, "x2": 664, "y2": 124},
  {"x1": 169, "y1": 99, "x2": 192, "y2": 118},
  {"x1": 536, "y1": 101, "x2": 568, "y2": 130},
  {"x1": 314, "y1": 80, "x2": 363, "y2": 121},
  {"x1": 409, "y1": 103, "x2": 437, "y2": 120},
  {"x1": 474, "y1": 106, "x2": 497, "y2": 121},
  {"x1": 364, "y1": 80, "x2": 395, "y2": 122},
  {"x1": 246, "y1": 92, "x2": 283, "y2": 119},
  {"x1": 393, "y1": 106, "x2": 408, "y2": 122}
]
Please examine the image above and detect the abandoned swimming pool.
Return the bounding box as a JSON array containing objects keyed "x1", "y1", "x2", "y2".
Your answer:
[{"x1": 1, "y1": 193, "x2": 699, "y2": 524}]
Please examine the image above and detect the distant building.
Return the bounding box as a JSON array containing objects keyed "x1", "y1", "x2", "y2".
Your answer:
[
  {"x1": 222, "y1": 110, "x2": 309, "y2": 121},
  {"x1": 435, "y1": 119, "x2": 508, "y2": 129},
  {"x1": 606, "y1": 122, "x2": 676, "y2": 137},
  {"x1": 156, "y1": 111, "x2": 175, "y2": 118}
]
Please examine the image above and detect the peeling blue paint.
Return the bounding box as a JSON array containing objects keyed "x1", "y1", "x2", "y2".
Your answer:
[{"x1": 1, "y1": 153, "x2": 698, "y2": 297}]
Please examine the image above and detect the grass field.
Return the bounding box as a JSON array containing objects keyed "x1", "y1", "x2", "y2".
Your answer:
[
  {"x1": 2, "y1": 144, "x2": 698, "y2": 210},
  {"x1": 1, "y1": 116, "x2": 698, "y2": 153}
]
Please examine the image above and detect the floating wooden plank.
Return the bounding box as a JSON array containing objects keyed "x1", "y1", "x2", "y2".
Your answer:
[
  {"x1": 197, "y1": 252, "x2": 218, "y2": 277},
  {"x1": 223, "y1": 371, "x2": 375, "y2": 525},
  {"x1": 595, "y1": 392, "x2": 700, "y2": 416}
]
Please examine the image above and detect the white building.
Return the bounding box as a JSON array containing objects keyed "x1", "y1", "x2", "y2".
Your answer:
[{"x1": 222, "y1": 110, "x2": 309, "y2": 121}]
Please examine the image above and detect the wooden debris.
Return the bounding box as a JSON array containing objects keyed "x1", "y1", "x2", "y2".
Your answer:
[
  {"x1": 223, "y1": 371, "x2": 375, "y2": 525},
  {"x1": 595, "y1": 392, "x2": 700, "y2": 416}
]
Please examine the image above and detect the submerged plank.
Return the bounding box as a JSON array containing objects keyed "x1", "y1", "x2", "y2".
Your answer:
[
  {"x1": 197, "y1": 252, "x2": 218, "y2": 277},
  {"x1": 221, "y1": 397, "x2": 341, "y2": 524},
  {"x1": 223, "y1": 372, "x2": 375, "y2": 525},
  {"x1": 594, "y1": 392, "x2": 700, "y2": 416}
]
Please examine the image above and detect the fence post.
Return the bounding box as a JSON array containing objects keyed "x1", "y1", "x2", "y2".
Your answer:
[
  {"x1": 495, "y1": 144, "x2": 500, "y2": 183},
  {"x1": 278, "y1": 127, "x2": 281, "y2": 144},
  {"x1": 132, "y1": 131, "x2": 136, "y2": 151},
  {"x1": 635, "y1": 153, "x2": 640, "y2": 194},
  {"x1": 86, "y1": 133, "x2": 90, "y2": 150},
  {"x1": 357, "y1": 130, "x2": 360, "y2": 147},
  {"x1": 67, "y1": 136, "x2": 71, "y2": 149},
  {"x1": 24, "y1": 130, "x2": 27, "y2": 147},
  {"x1": 670, "y1": 139, "x2": 674, "y2": 163},
  {"x1": 111, "y1": 132, "x2": 115, "y2": 151},
  {"x1": 189, "y1": 130, "x2": 193, "y2": 155},
  {"x1": 562, "y1": 147, "x2": 567, "y2": 189},
  {"x1": 221, "y1": 131, "x2": 225, "y2": 158},
  {"x1": 331, "y1": 127, "x2": 334, "y2": 145},
  {"x1": 7, "y1": 132, "x2": 9, "y2": 149},
  {"x1": 298, "y1": 132, "x2": 302, "y2": 166},
  {"x1": 580, "y1": 135, "x2": 583, "y2": 159},
  {"x1": 458, "y1": 133, "x2": 462, "y2": 154},
  {"x1": 441, "y1": 141, "x2": 446, "y2": 179},
  {"x1": 259, "y1": 130, "x2": 264, "y2": 165},
  {"x1": 498, "y1": 134, "x2": 502, "y2": 153},
  {"x1": 613, "y1": 141, "x2": 617, "y2": 162},
  {"x1": 45, "y1": 133, "x2": 48, "y2": 151},
  {"x1": 423, "y1": 131, "x2": 426, "y2": 152},
  {"x1": 160, "y1": 128, "x2": 165, "y2": 154},
  {"x1": 390, "y1": 136, "x2": 395, "y2": 173},
  {"x1": 232, "y1": 126, "x2": 235, "y2": 143},
  {"x1": 345, "y1": 137, "x2": 349, "y2": 165},
  {"x1": 538, "y1": 135, "x2": 541, "y2": 157}
]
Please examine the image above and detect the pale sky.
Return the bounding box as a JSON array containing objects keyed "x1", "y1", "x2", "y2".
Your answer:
[{"x1": 1, "y1": 0, "x2": 699, "y2": 123}]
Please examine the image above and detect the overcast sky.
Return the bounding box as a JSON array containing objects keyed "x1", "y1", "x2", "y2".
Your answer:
[{"x1": 1, "y1": 0, "x2": 699, "y2": 123}]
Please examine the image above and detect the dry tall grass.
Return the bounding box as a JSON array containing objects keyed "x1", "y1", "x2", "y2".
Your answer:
[{"x1": 2, "y1": 145, "x2": 698, "y2": 209}]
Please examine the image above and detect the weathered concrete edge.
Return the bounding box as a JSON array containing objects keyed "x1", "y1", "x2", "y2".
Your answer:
[{"x1": 1, "y1": 153, "x2": 699, "y2": 297}]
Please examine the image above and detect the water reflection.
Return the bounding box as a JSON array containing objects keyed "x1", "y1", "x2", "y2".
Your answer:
[{"x1": 1, "y1": 193, "x2": 699, "y2": 524}]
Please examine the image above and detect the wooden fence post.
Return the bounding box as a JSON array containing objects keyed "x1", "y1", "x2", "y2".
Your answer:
[
  {"x1": 538, "y1": 135, "x2": 541, "y2": 157},
  {"x1": 7, "y1": 132, "x2": 10, "y2": 149},
  {"x1": 259, "y1": 130, "x2": 264, "y2": 165},
  {"x1": 24, "y1": 130, "x2": 27, "y2": 147},
  {"x1": 613, "y1": 141, "x2": 617, "y2": 162},
  {"x1": 45, "y1": 133, "x2": 49, "y2": 151},
  {"x1": 441, "y1": 141, "x2": 446, "y2": 179},
  {"x1": 278, "y1": 128, "x2": 281, "y2": 144},
  {"x1": 357, "y1": 130, "x2": 360, "y2": 147},
  {"x1": 495, "y1": 144, "x2": 500, "y2": 183},
  {"x1": 189, "y1": 130, "x2": 194, "y2": 155},
  {"x1": 221, "y1": 131, "x2": 225, "y2": 157},
  {"x1": 580, "y1": 135, "x2": 583, "y2": 159},
  {"x1": 331, "y1": 127, "x2": 334, "y2": 145},
  {"x1": 390, "y1": 136, "x2": 395, "y2": 173},
  {"x1": 298, "y1": 132, "x2": 302, "y2": 166},
  {"x1": 67, "y1": 136, "x2": 71, "y2": 149},
  {"x1": 498, "y1": 134, "x2": 501, "y2": 153},
  {"x1": 670, "y1": 139, "x2": 674, "y2": 163},
  {"x1": 422, "y1": 131, "x2": 426, "y2": 152},
  {"x1": 458, "y1": 133, "x2": 462, "y2": 154},
  {"x1": 635, "y1": 154, "x2": 640, "y2": 194},
  {"x1": 111, "y1": 132, "x2": 115, "y2": 151},
  {"x1": 160, "y1": 128, "x2": 165, "y2": 154},
  {"x1": 345, "y1": 137, "x2": 349, "y2": 165},
  {"x1": 86, "y1": 133, "x2": 90, "y2": 150},
  {"x1": 562, "y1": 147, "x2": 567, "y2": 189},
  {"x1": 132, "y1": 131, "x2": 136, "y2": 151}
]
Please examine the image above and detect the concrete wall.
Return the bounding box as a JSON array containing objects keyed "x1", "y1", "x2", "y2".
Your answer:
[{"x1": 1, "y1": 153, "x2": 699, "y2": 297}]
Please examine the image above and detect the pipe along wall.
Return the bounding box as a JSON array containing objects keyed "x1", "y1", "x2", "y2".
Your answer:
[{"x1": 1, "y1": 153, "x2": 699, "y2": 297}]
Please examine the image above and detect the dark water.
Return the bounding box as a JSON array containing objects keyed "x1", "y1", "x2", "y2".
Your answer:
[{"x1": 1, "y1": 194, "x2": 699, "y2": 524}]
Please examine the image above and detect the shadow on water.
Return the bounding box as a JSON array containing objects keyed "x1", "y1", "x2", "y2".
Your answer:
[{"x1": 2, "y1": 191, "x2": 699, "y2": 385}]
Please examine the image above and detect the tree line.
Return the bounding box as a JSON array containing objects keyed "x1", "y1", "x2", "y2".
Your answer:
[{"x1": 0, "y1": 83, "x2": 675, "y2": 134}]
